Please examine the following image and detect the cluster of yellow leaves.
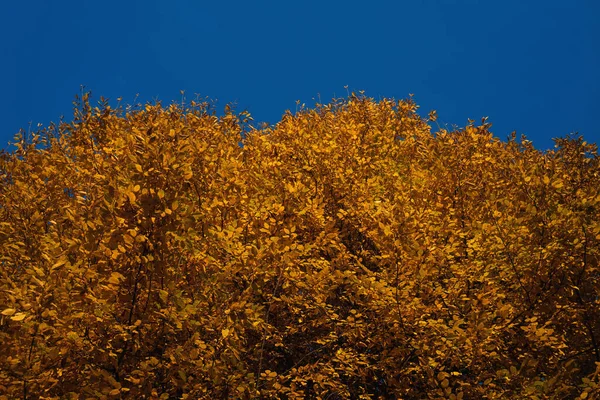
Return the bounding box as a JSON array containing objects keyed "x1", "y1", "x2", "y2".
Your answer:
[{"x1": 0, "y1": 93, "x2": 599, "y2": 399}]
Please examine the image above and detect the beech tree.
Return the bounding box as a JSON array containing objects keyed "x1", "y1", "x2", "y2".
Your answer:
[{"x1": 1, "y1": 93, "x2": 599, "y2": 399}]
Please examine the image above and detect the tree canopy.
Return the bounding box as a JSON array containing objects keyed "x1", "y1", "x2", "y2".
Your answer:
[{"x1": 1, "y1": 94, "x2": 599, "y2": 399}]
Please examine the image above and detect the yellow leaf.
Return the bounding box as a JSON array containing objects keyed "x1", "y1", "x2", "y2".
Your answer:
[
  {"x1": 126, "y1": 191, "x2": 136, "y2": 203},
  {"x1": 159, "y1": 290, "x2": 169, "y2": 303},
  {"x1": 11, "y1": 313, "x2": 27, "y2": 321},
  {"x1": 158, "y1": 189, "x2": 165, "y2": 199},
  {"x1": 222, "y1": 328, "x2": 230, "y2": 338},
  {"x1": 1, "y1": 308, "x2": 16, "y2": 316},
  {"x1": 133, "y1": 185, "x2": 141, "y2": 192},
  {"x1": 51, "y1": 256, "x2": 68, "y2": 270},
  {"x1": 172, "y1": 200, "x2": 179, "y2": 211},
  {"x1": 108, "y1": 272, "x2": 124, "y2": 285},
  {"x1": 135, "y1": 164, "x2": 143, "y2": 172}
]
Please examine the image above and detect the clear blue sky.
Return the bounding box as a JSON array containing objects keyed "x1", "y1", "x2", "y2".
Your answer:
[{"x1": 1, "y1": 0, "x2": 598, "y2": 151}]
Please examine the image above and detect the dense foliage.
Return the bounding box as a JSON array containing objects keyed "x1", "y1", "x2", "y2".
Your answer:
[{"x1": 1, "y1": 94, "x2": 599, "y2": 399}]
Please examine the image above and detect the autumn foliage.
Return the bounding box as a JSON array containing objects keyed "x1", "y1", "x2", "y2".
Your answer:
[{"x1": 1, "y1": 93, "x2": 599, "y2": 399}]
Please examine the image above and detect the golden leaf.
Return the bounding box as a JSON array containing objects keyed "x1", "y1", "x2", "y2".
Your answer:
[
  {"x1": 11, "y1": 313, "x2": 27, "y2": 321},
  {"x1": 108, "y1": 272, "x2": 124, "y2": 285},
  {"x1": 159, "y1": 290, "x2": 169, "y2": 303},
  {"x1": 51, "y1": 256, "x2": 68, "y2": 270}
]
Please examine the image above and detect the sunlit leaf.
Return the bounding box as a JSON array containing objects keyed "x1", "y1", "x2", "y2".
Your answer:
[{"x1": 10, "y1": 313, "x2": 27, "y2": 321}]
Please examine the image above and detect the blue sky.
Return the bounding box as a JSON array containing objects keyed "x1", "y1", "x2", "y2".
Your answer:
[{"x1": 1, "y1": 0, "x2": 598, "y2": 151}]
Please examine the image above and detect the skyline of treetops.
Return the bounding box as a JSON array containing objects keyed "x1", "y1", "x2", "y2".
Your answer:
[{"x1": 1, "y1": 93, "x2": 599, "y2": 398}]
